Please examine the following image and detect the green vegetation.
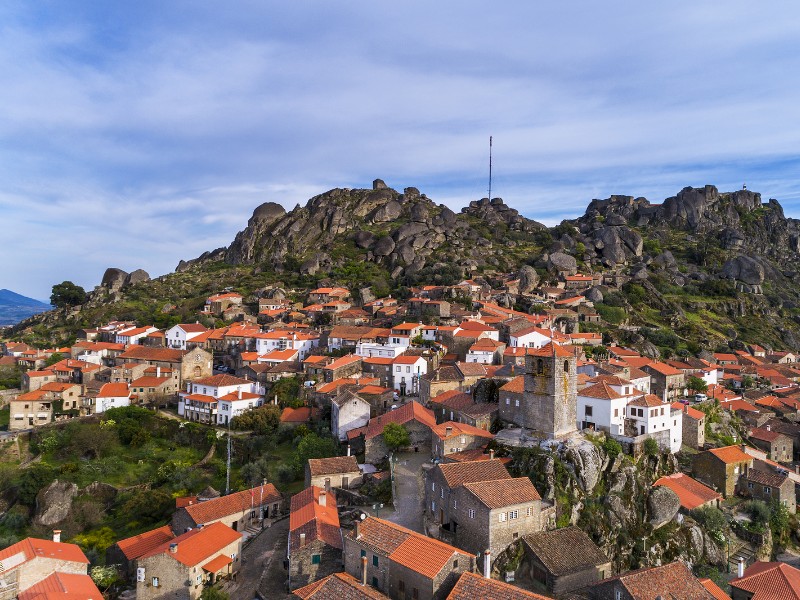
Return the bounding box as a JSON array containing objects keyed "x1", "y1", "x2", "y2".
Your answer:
[
  {"x1": 50, "y1": 281, "x2": 87, "y2": 308},
  {"x1": 382, "y1": 422, "x2": 410, "y2": 451}
]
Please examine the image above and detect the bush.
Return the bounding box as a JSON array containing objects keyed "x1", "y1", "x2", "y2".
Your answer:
[
  {"x1": 602, "y1": 437, "x2": 623, "y2": 461},
  {"x1": 643, "y1": 438, "x2": 659, "y2": 457},
  {"x1": 691, "y1": 506, "x2": 727, "y2": 536},
  {"x1": 595, "y1": 303, "x2": 626, "y2": 325},
  {"x1": 744, "y1": 500, "x2": 770, "y2": 529}
]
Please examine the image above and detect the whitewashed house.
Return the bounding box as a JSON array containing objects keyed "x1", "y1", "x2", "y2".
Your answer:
[
  {"x1": 392, "y1": 355, "x2": 428, "y2": 395},
  {"x1": 93, "y1": 382, "x2": 132, "y2": 413},
  {"x1": 331, "y1": 390, "x2": 371, "y2": 441},
  {"x1": 253, "y1": 331, "x2": 319, "y2": 360},
  {"x1": 165, "y1": 323, "x2": 209, "y2": 350}
]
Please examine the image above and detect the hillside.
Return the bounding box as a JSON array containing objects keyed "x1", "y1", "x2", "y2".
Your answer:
[
  {"x1": 9, "y1": 180, "x2": 800, "y2": 354},
  {"x1": 0, "y1": 289, "x2": 51, "y2": 326}
]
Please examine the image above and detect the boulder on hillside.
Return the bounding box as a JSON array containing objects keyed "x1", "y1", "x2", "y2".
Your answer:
[
  {"x1": 125, "y1": 269, "x2": 150, "y2": 286},
  {"x1": 101, "y1": 268, "x2": 128, "y2": 291},
  {"x1": 250, "y1": 202, "x2": 286, "y2": 224},
  {"x1": 34, "y1": 480, "x2": 78, "y2": 527},
  {"x1": 565, "y1": 440, "x2": 604, "y2": 493},
  {"x1": 518, "y1": 265, "x2": 540, "y2": 294},
  {"x1": 368, "y1": 200, "x2": 402, "y2": 223},
  {"x1": 373, "y1": 178, "x2": 388, "y2": 190},
  {"x1": 547, "y1": 252, "x2": 578, "y2": 276},
  {"x1": 647, "y1": 485, "x2": 681, "y2": 529},
  {"x1": 373, "y1": 236, "x2": 396, "y2": 257},
  {"x1": 721, "y1": 255, "x2": 765, "y2": 286},
  {"x1": 354, "y1": 230, "x2": 376, "y2": 249}
]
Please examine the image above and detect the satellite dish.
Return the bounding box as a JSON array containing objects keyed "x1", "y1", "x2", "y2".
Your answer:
[{"x1": 360, "y1": 513, "x2": 367, "y2": 521}]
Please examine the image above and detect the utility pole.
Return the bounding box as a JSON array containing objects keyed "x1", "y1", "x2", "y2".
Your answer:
[
  {"x1": 488, "y1": 136, "x2": 493, "y2": 201},
  {"x1": 225, "y1": 410, "x2": 232, "y2": 495}
]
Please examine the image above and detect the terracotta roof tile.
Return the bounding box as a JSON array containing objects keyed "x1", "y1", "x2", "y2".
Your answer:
[
  {"x1": 293, "y1": 572, "x2": 389, "y2": 599},
  {"x1": 654, "y1": 473, "x2": 722, "y2": 511},
  {"x1": 437, "y1": 459, "x2": 511, "y2": 489},
  {"x1": 115, "y1": 525, "x2": 175, "y2": 560},
  {"x1": 289, "y1": 486, "x2": 342, "y2": 551},
  {"x1": 364, "y1": 401, "x2": 436, "y2": 440},
  {"x1": 463, "y1": 477, "x2": 541, "y2": 509},
  {"x1": 699, "y1": 577, "x2": 732, "y2": 600},
  {"x1": 0, "y1": 537, "x2": 88, "y2": 568},
  {"x1": 731, "y1": 561, "x2": 800, "y2": 599},
  {"x1": 138, "y1": 521, "x2": 242, "y2": 567},
  {"x1": 307, "y1": 456, "x2": 360, "y2": 477},
  {"x1": 597, "y1": 561, "x2": 716, "y2": 599},
  {"x1": 18, "y1": 572, "x2": 103, "y2": 600},
  {"x1": 446, "y1": 571, "x2": 551, "y2": 599},
  {"x1": 183, "y1": 484, "x2": 281, "y2": 525},
  {"x1": 707, "y1": 445, "x2": 753, "y2": 464},
  {"x1": 432, "y1": 421, "x2": 495, "y2": 441}
]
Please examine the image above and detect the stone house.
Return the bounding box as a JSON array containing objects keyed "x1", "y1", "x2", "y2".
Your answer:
[
  {"x1": 130, "y1": 373, "x2": 176, "y2": 407},
  {"x1": 288, "y1": 487, "x2": 343, "y2": 590},
  {"x1": 673, "y1": 402, "x2": 705, "y2": 449},
  {"x1": 763, "y1": 418, "x2": 800, "y2": 461},
  {"x1": 332, "y1": 389, "x2": 372, "y2": 441},
  {"x1": 0, "y1": 535, "x2": 93, "y2": 598},
  {"x1": 448, "y1": 477, "x2": 550, "y2": 570},
  {"x1": 738, "y1": 468, "x2": 796, "y2": 513},
  {"x1": 136, "y1": 521, "x2": 242, "y2": 598},
  {"x1": 455, "y1": 402, "x2": 498, "y2": 431},
  {"x1": 361, "y1": 357, "x2": 394, "y2": 390},
  {"x1": 692, "y1": 445, "x2": 753, "y2": 498},
  {"x1": 446, "y1": 571, "x2": 552, "y2": 600},
  {"x1": 9, "y1": 389, "x2": 53, "y2": 430},
  {"x1": 323, "y1": 354, "x2": 364, "y2": 383},
  {"x1": 362, "y1": 401, "x2": 436, "y2": 463},
  {"x1": 107, "y1": 525, "x2": 175, "y2": 581},
  {"x1": 357, "y1": 384, "x2": 395, "y2": 417},
  {"x1": 305, "y1": 456, "x2": 362, "y2": 490},
  {"x1": 292, "y1": 572, "x2": 391, "y2": 599},
  {"x1": 425, "y1": 459, "x2": 512, "y2": 533},
  {"x1": 343, "y1": 516, "x2": 474, "y2": 600},
  {"x1": 587, "y1": 560, "x2": 720, "y2": 599},
  {"x1": 748, "y1": 426, "x2": 793, "y2": 463},
  {"x1": 642, "y1": 362, "x2": 685, "y2": 401},
  {"x1": 171, "y1": 483, "x2": 282, "y2": 534},
  {"x1": 16, "y1": 571, "x2": 103, "y2": 599},
  {"x1": 116, "y1": 345, "x2": 213, "y2": 388},
  {"x1": 653, "y1": 473, "x2": 722, "y2": 513},
  {"x1": 431, "y1": 391, "x2": 475, "y2": 424},
  {"x1": 431, "y1": 421, "x2": 494, "y2": 459},
  {"x1": 521, "y1": 526, "x2": 611, "y2": 597},
  {"x1": 204, "y1": 292, "x2": 243, "y2": 316}
]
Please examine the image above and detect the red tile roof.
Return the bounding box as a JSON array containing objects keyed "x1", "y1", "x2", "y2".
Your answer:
[
  {"x1": 500, "y1": 376, "x2": 524, "y2": 393},
  {"x1": 289, "y1": 486, "x2": 342, "y2": 551},
  {"x1": 191, "y1": 373, "x2": 251, "y2": 387},
  {"x1": 182, "y1": 484, "x2": 281, "y2": 525},
  {"x1": 202, "y1": 553, "x2": 232, "y2": 573},
  {"x1": 293, "y1": 572, "x2": 389, "y2": 599},
  {"x1": 707, "y1": 445, "x2": 753, "y2": 464},
  {"x1": 699, "y1": 578, "x2": 732, "y2": 600},
  {"x1": 671, "y1": 402, "x2": 705, "y2": 421},
  {"x1": 115, "y1": 525, "x2": 175, "y2": 560},
  {"x1": 18, "y1": 572, "x2": 102, "y2": 600},
  {"x1": 97, "y1": 382, "x2": 130, "y2": 398},
  {"x1": 281, "y1": 407, "x2": 320, "y2": 423},
  {"x1": 599, "y1": 561, "x2": 716, "y2": 599},
  {"x1": 307, "y1": 456, "x2": 360, "y2": 476},
  {"x1": 463, "y1": 477, "x2": 541, "y2": 509},
  {"x1": 437, "y1": 459, "x2": 512, "y2": 489},
  {"x1": 139, "y1": 521, "x2": 241, "y2": 567},
  {"x1": 0, "y1": 537, "x2": 88, "y2": 569},
  {"x1": 654, "y1": 473, "x2": 722, "y2": 511},
  {"x1": 364, "y1": 401, "x2": 436, "y2": 440},
  {"x1": 731, "y1": 561, "x2": 800, "y2": 600},
  {"x1": 432, "y1": 421, "x2": 494, "y2": 441},
  {"x1": 447, "y1": 571, "x2": 551, "y2": 599}
]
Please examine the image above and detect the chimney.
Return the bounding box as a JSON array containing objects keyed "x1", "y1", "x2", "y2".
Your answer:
[
  {"x1": 445, "y1": 425, "x2": 453, "y2": 437},
  {"x1": 741, "y1": 443, "x2": 747, "y2": 453},
  {"x1": 684, "y1": 404, "x2": 688, "y2": 413},
  {"x1": 238, "y1": 388, "x2": 242, "y2": 400},
  {"x1": 738, "y1": 557, "x2": 745, "y2": 578},
  {"x1": 489, "y1": 449, "x2": 495, "y2": 460},
  {"x1": 347, "y1": 444, "x2": 351, "y2": 457},
  {"x1": 274, "y1": 394, "x2": 278, "y2": 405},
  {"x1": 169, "y1": 543, "x2": 178, "y2": 553},
  {"x1": 299, "y1": 533, "x2": 306, "y2": 547},
  {"x1": 52, "y1": 530, "x2": 61, "y2": 543},
  {"x1": 361, "y1": 555, "x2": 368, "y2": 586},
  {"x1": 483, "y1": 550, "x2": 491, "y2": 578},
  {"x1": 766, "y1": 424, "x2": 771, "y2": 431},
  {"x1": 319, "y1": 490, "x2": 327, "y2": 507},
  {"x1": 156, "y1": 366, "x2": 161, "y2": 378}
]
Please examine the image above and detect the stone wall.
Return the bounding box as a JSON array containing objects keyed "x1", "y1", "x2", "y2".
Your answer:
[{"x1": 289, "y1": 539, "x2": 342, "y2": 590}]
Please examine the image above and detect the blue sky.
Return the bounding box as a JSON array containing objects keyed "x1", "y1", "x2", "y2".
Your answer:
[{"x1": 2, "y1": 1, "x2": 800, "y2": 300}]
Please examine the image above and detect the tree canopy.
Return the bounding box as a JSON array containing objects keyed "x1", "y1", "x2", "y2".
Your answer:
[
  {"x1": 382, "y1": 422, "x2": 410, "y2": 451},
  {"x1": 50, "y1": 281, "x2": 87, "y2": 308}
]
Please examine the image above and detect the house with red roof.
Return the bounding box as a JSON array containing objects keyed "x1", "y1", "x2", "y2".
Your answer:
[
  {"x1": 17, "y1": 571, "x2": 103, "y2": 599},
  {"x1": 165, "y1": 323, "x2": 210, "y2": 350},
  {"x1": 654, "y1": 473, "x2": 722, "y2": 512},
  {"x1": 293, "y1": 571, "x2": 390, "y2": 599},
  {"x1": 106, "y1": 524, "x2": 176, "y2": 579},
  {"x1": 178, "y1": 373, "x2": 262, "y2": 425},
  {"x1": 362, "y1": 400, "x2": 436, "y2": 462},
  {"x1": 730, "y1": 560, "x2": 800, "y2": 600},
  {"x1": 343, "y1": 516, "x2": 475, "y2": 599},
  {"x1": 672, "y1": 402, "x2": 706, "y2": 449},
  {"x1": 288, "y1": 487, "x2": 343, "y2": 590},
  {"x1": 86, "y1": 381, "x2": 131, "y2": 414},
  {"x1": 748, "y1": 426, "x2": 793, "y2": 463},
  {"x1": 589, "y1": 560, "x2": 724, "y2": 599},
  {"x1": 465, "y1": 337, "x2": 505, "y2": 364},
  {"x1": 693, "y1": 445, "x2": 754, "y2": 497},
  {"x1": 431, "y1": 421, "x2": 494, "y2": 459},
  {"x1": 0, "y1": 534, "x2": 93, "y2": 598},
  {"x1": 392, "y1": 354, "x2": 428, "y2": 395},
  {"x1": 642, "y1": 362, "x2": 686, "y2": 401},
  {"x1": 171, "y1": 483, "x2": 283, "y2": 534},
  {"x1": 136, "y1": 521, "x2": 243, "y2": 598}
]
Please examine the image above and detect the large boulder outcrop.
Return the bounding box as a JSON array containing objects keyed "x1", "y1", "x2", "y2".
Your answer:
[
  {"x1": 721, "y1": 255, "x2": 765, "y2": 286},
  {"x1": 518, "y1": 265, "x2": 540, "y2": 294},
  {"x1": 34, "y1": 480, "x2": 78, "y2": 527},
  {"x1": 547, "y1": 252, "x2": 578, "y2": 276},
  {"x1": 125, "y1": 269, "x2": 150, "y2": 286},
  {"x1": 647, "y1": 485, "x2": 681, "y2": 529},
  {"x1": 565, "y1": 440, "x2": 603, "y2": 493},
  {"x1": 101, "y1": 268, "x2": 128, "y2": 291}
]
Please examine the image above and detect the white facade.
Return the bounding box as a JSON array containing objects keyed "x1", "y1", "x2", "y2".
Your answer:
[
  {"x1": 509, "y1": 329, "x2": 552, "y2": 348},
  {"x1": 217, "y1": 391, "x2": 262, "y2": 425},
  {"x1": 355, "y1": 342, "x2": 405, "y2": 359},
  {"x1": 95, "y1": 393, "x2": 131, "y2": 413},
  {"x1": 626, "y1": 401, "x2": 683, "y2": 453},
  {"x1": 465, "y1": 349, "x2": 494, "y2": 364},
  {"x1": 115, "y1": 326, "x2": 158, "y2": 346},
  {"x1": 165, "y1": 324, "x2": 207, "y2": 350},
  {"x1": 392, "y1": 356, "x2": 428, "y2": 394},
  {"x1": 332, "y1": 395, "x2": 371, "y2": 441},
  {"x1": 254, "y1": 332, "x2": 318, "y2": 359}
]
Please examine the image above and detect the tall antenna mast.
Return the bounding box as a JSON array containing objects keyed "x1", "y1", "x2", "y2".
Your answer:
[{"x1": 488, "y1": 136, "x2": 493, "y2": 201}]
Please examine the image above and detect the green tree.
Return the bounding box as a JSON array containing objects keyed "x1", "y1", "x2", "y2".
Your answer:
[
  {"x1": 291, "y1": 433, "x2": 338, "y2": 474},
  {"x1": 741, "y1": 375, "x2": 755, "y2": 390},
  {"x1": 240, "y1": 458, "x2": 272, "y2": 487},
  {"x1": 770, "y1": 498, "x2": 791, "y2": 544},
  {"x1": 50, "y1": 281, "x2": 87, "y2": 308},
  {"x1": 643, "y1": 437, "x2": 659, "y2": 458},
  {"x1": 122, "y1": 488, "x2": 174, "y2": 525},
  {"x1": 687, "y1": 376, "x2": 708, "y2": 395},
  {"x1": 44, "y1": 352, "x2": 64, "y2": 367},
  {"x1": 382, "y1": 422, "x2": 410, "y2": 452},
  {"x1": 200, "y1": 587, "x2": 230, "y2": 600}
]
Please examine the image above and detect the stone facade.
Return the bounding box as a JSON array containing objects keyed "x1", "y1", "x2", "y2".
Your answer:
[
  {"x1": 289, "y1": 538, "x2": 343, "y2": 590},
  {"x1": 500, "y1": 346, "x2": 577, "y2": 439},
  {"x1": 692, "y1": 447, "x2": 753, "y2": 498},
  {"x1": 365, "y1": 419, "x2": 432, "y2": 463},
  {"x1": 738, "y1": 469, "x2": 796, "y2": 514},
  {"x1": 681, "y1": 408, "x2": 705, "y2": 450}
]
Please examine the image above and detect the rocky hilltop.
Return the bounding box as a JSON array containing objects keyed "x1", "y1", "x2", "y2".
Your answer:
[{"x1": 178, "y1": 179, "x2": 546, "y2": 281}]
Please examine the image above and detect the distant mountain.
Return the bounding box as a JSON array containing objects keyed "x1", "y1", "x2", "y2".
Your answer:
[{"x1": 0, "y1": 289, "x2": 51, "y2": 326}]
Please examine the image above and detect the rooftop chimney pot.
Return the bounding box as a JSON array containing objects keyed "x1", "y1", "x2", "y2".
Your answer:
[
  {"x1": 738, "y1": 557, "x2": 745, "y2": 578},
  {"x1": 52, "y1": 530, "x2": 61, "y2": 543},
  {"x1": 319, "y1": 490, "x2": 326, "y2": 507},
  {"x1": 169, "y1": 543, "x2": 178, "y2": 553},
  {"x1": 483, "y1": 549, "x2": 491, "y2": 579}
]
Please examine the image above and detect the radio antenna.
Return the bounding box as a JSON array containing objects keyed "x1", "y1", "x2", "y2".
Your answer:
[{"x1": 488, "y1": 136, "x2": 493, "y2": 201}]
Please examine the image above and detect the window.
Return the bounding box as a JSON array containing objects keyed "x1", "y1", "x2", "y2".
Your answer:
[
  {"x1": 614, "y1": 408, "x2": 619, "y2": 417},
  {"x1": 373, "y1": 576, "x2": 379, "y2": 588},
  {"x1": 748, "y1": 482, "x2": 753, "y2": 489},
  {"x1": 152, "y1": 577, "x2": 159, "y2": 587},
  {"x1": 361, "y1": 549, "x2": 366, "y2": 558},
  {"x1": 515, "y1": 399, "x2": 520, "y2": 407},
  {"x1": 196, "y1": 574, "x2": 202, "y2": 584},
  {"x1": 399, "y1": 581, "x2": 405, "y2": 592},
  {"x1": 312, "y1": 554, "x2": 321, "y2": 565},
  {"x1": 564, "y1": 360, "x2": 569, "y2": 372},
  {"x1": 440, "y1": 489, "x2": 444, "y2": 499},
  {"x1": 764, "y1": 486, "x2": 771, "y2": 494},
  {"x1": 660, "y1": 407, "x2": 664, "y2": 416},
  {"x1": 509, "y1": 510, "x2": 519, "y2": 519},
  {"x1": 373, "y1": 555, "x2": 379, "y2": 566},
  {"x1": 499, "y1": 512, "x2": 507, "y2": 522},
  {"x1": 453, "y1": 560, "x2": 458, "y2": 569},
  {"x1": 537, "y1": 359, "x2": 543, "y2": 375},
  {"x1": 412, "y1": 589, "x2": 419, "y2": 600},
  {"x1": 469, "y1": 509, "x2": 475, "y2": 518},
  {"x1": 453, "y1": 499, "x2": 457, "y2": 509},
  {"x1": 432, "y1": 482, "x2": 435, "y2": 491},
  {"x1": 585, "y1": 406, "x2": 593, "y2": 417},
  {"x1": 526, "y1": 506, "x2": 533, "y2": 517},
  {"x1": 460, "y1": 436, "x2": 466, "y2": 444},
  {"x1": 432, "y1": 501, "x2": 436, "y2": 511}
]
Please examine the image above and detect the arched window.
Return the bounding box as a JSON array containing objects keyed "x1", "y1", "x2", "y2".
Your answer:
[
  {"x1": 563, "y1": 360, "x2": 569, "y2": 373},
  {"x1": 537, "y1": 359, "x2": 544, "y2": 375}
]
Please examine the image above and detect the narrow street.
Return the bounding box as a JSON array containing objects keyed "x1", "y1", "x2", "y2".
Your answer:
[
  {"x1": 386, "y1": 451, "x2": 428, "y2": 533},
  {"x1": 220, "y1": 517, "x2": 289, "y2": 599}
]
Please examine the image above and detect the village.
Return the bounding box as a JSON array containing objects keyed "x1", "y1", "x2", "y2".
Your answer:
[{"x1": 3, "y1": 272, "x2": 800, "y2": 600}]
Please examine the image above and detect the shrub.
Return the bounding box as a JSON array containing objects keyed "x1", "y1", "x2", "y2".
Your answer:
[
  {"x1": 602, "y1": 437, "x2": 623, "y2": 461},
  {"x1": 643, "y1": 438, "x2": 659, "y2": 457}
]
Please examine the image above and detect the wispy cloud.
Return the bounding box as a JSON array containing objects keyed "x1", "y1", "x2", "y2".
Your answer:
[{"x1": 2, "y1": 1, "x2": 800, "y2": 298}]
